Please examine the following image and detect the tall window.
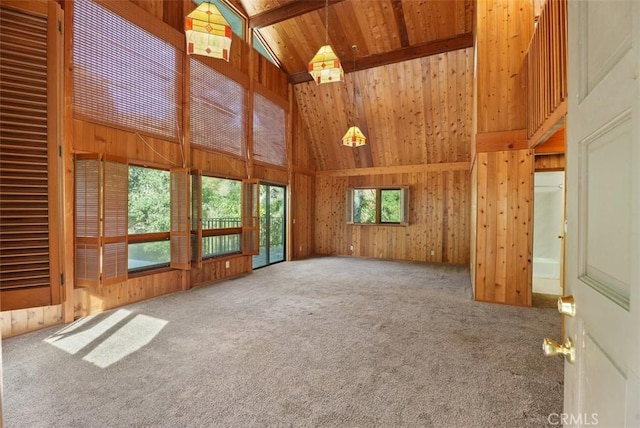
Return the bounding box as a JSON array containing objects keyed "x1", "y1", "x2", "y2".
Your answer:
[
  {"x1": 190, "y1": 58, "x2": 246, "y2": 157},
  {"x1": 128, "y1": 166, "x2": 170, "y2": 271},
  {"x1": 73, "y1": 0, "x2": 183, "y2": 141},
  {"x1": 347, "y1": 188, "x2": 410, "y2": 225},
  {"x1": 253, "y1": 93, "x2": 286, "y2": 166}
]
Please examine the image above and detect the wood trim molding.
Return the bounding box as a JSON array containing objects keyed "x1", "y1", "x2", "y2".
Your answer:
[
  {"x1": 475, "y1": 129, "x2": 528, "y2": 153},
  {"x1": 316, "y1": 161, "x2": 469, "y2": 177},
  {"x1": 534, "y1": 127, "x2": 565, "y2": 154}
]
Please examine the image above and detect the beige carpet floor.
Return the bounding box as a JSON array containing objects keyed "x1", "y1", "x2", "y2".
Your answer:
[{"x1": 2, "y1": 257, "x2": 563, "y2": 427}]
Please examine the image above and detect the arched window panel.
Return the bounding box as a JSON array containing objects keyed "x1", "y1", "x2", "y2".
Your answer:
[
  {"x1": 73, "y1": 0, "x2": 183, "y2": 141},
  {"x1": 253, "y1": 92, "x2": 286, "y2": 167},
  {"x1": 190, "y1": 58, "x2": 246, "y2": 158}
]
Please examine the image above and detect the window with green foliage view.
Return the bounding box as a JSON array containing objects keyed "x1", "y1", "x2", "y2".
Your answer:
[
  {"x1": 128, "y1": 166, "x2": 170, "y2": 271},
  {"x1": 347, "y1": 188, "x2": 409, "y2": 225},
  {"x1": 201, "y1": 176, "x2": 242, "y2": 257}
]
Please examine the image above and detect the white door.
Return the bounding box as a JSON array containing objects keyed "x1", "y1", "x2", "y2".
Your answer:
[{"x1": 562, "y1": 1, "x2": 640, "y2": 426}]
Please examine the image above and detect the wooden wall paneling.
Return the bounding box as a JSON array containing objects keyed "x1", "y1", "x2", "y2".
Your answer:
[
  {"x1": 314, "y1": 168, "x2": 470, "y2": 264},
  {"x1": 253, "y1": 163, "x2": 288, "y2": 183},
  {"x1": 484, "y1": 152, "x2": 498, "y2": 302},
  {"x1": 73, "y1": 270, "x2": 184, "y2": 318},
  {"x1": 190, "y1": 148, "x2": 247, "y2": 180},
  {"x1": 515, "y1": 149, "x2": 533, "y2": 306},
  {"x1": 470, "y1": 160, "x2": 478, "y2": 294},
  {"x1": 534, "y1": 153, "x2": 565, "y2": 171},
  {"x1": 420, "y1": 57, "x2": 435, "y2": 164},
  {"x1": 291, "y1": 172, "x2": 314, "y2": 259},
  {"x1": 474, "y1": 149, "x2": 533, "y2": 306},
  {"x1": 505, "y1": 149, "x2": 519, "y2": 303},
  {"x1": 494, "y1": 151, "x2": 509, "y2": 302},
  {"x1": 296, "y1": 48, "x2": 473, "y2": 172},
  {"x1": 190, "y1": 255, "x2": 252, "y2": 288},
  {"x1": 0, "y1": 305, "x2": 63, "y2": 338}
]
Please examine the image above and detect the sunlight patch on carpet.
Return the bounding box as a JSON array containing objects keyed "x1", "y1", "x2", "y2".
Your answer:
[{"x1": 44, "y1": 309, "x2": 168, "y2": 368}]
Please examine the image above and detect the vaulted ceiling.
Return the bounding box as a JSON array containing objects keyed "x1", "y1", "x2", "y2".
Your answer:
[
  {"x1": 229, "y1": 0, "x2": 475, "y2": 171},
  {"x1": 236, "y1": 0, "x2": 473, "y2": 82}
]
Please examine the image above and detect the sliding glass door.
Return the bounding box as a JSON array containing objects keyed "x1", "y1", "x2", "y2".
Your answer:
[{"x1": 252, "y1": 183, "x2": 285, "y2": 269}]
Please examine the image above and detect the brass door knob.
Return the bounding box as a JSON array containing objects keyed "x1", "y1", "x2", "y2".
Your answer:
[
  {"x1": 557, "y1": 295, "x2": 576, "y2": 316},
  {"x1": 543, "y1": 337, "x2": 575, "y2": 363}
]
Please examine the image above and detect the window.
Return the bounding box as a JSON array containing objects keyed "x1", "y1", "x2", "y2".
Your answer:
[
  {"x1": 347, "y1": 188, "x2": 409, "y2": 225},
  {"x1": 73, "y1": 0, "x2": 183, "y2": 141},
  {"x1": 128, "y1": 166, "x2": 171, "y2": 271},
  {"x1": 200, "y1": 176, "x2": 242, "y2": 258},
  {"x1": 253, "y1": 93, "x2": 286, "y2": 166},
  {"x1": 190, "y1": 58, "x2": 246, "y2": 157},
  {"x1": 253, "y1": 32, "x2": 279, "y2": 67}
]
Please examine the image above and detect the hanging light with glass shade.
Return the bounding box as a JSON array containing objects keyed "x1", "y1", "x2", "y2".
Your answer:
[
  {"x1": 185, "y1": 2, "x2": 232, "y2": 61},
  {"x1": 308, "y1": 0, "x2": 344, "y2": 84},
  {"x1": 342, "y1": 45, "x2": 366, "y2": 147}
]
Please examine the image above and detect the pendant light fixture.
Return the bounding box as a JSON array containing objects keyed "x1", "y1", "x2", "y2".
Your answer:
[
  {"x1": 342, "y1": 45, "x2": 366, "y2": 147},
  {"x1": 185, "y1": 2, "x2": 232, "y2": 61},
  {"x1": 308, "y1": 0, "x2": 344, "y2": 84}
]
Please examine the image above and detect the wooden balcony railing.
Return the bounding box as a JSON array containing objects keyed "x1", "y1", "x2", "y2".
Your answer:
[{"x1": 525, "y1": 0, "x2": 568, "y2": 145}]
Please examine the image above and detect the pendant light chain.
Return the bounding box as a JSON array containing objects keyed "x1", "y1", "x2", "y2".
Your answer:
[
  {"x1": 325, "y1": 0, "x2": 329, "y2": 45},
  {"x1": 352, "y1": 45, "x2": 358, "y2": 125}
]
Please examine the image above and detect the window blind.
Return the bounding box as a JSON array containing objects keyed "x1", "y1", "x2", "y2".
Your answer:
[
  {"x1": 190, "y1": 58, "x2": 246, "y2": 157},
  {"x1": 253, "y1": 93, "x2": 286, "y2": 166},
  {"x1": 73, "y1": 0, "x2": 183, "y2": 141}
]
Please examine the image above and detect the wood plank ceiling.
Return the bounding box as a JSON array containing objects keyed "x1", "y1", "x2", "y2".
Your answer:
[{"x1": 232, "y1": 0, "x2": 474, "y2": 171}]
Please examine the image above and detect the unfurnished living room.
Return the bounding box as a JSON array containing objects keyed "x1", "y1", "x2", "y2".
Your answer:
[{"x1": 0, "y1": 0, "x2": 638, "y2": 427}]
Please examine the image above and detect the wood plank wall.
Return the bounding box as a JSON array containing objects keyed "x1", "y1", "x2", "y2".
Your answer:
[
  {"x1": 0, "y1": 305, "x2": 63, "y2": 338},
  {"x1": 474, "y1": 150, "x2": 533, "y2": 306},
  {"x1": 472, "y1": 0, "x2": 535, "y2": 306},
  {"x1": 315, "y1": 168, "x2": 470, "y2": 265},
  {"x1": 290, "y1": 98, "x2": 316, "y2": 260},
  {"x1": 535, "y1": 154, "x2": 565, "y2": 172}
]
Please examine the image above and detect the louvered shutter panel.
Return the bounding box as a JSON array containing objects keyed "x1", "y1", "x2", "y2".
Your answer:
[
  {"x1": 171, "y1": 168, "x2": 190, "y2": 269},
  {"x1": 191, "y1": 169, "x2": 202, "y2": 267},
  {"x1": 241, "y1": 179, "x2": 260, "y2": 256},
  {"x1": 190, "y1": 58, "x2": 246, "y2": 157},
  {"x1": 72, "y1": 0, "x2": 183, "y2": 141},
  {"x1": 0, "y1": 1, "x2": 62, "y2": 310},
  {"x1": 102, "y1": 156, "x2": 128, "y2": 285},
  {"x1": 253, "y1": 93, "x2": 286, "y2": 166},
  {"x1": 75, "y1": 154, "x2": 101, "y2": 287}
]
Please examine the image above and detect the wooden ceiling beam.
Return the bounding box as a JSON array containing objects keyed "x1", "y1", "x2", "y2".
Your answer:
[
  {"x1": 289, "y1": 32, "x2": 474, "y2": 84},
  {"x1": 391, "y1": 0, "x2": 410, "y2": 48},
  {"x1": 249, "y1": 0, "x2": 346, "y2": 29}
]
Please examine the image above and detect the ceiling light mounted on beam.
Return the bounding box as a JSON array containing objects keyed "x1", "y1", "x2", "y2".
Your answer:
[
  {"x1": 308, "y1": 0, "x2": 344, "y2": 84},
  {"x1": 342, "y1": 45, "x2": 366, "y2": 148},
  {"x1": 185, "y1": 2, "x2": 232, "y2": 61}
]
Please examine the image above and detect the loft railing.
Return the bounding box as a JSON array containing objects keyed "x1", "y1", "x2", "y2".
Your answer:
[{"x1": 524, "y1": 0, "x2": 568, "y2": 145}]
